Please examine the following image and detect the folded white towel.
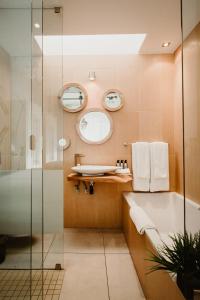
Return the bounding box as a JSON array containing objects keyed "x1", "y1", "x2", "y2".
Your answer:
[
  {"x1": 129, "y1": 203, "x2": 156, "y2": 235},
  {"x1": 132, "y1": 142, "x2": 150, "y2": 178},
  {"x1": 150, "y1": 142, "x2": 169, "y2": 192},
  {"x1": 132, "y1": 142, "x2": 150, "y2": 191},
  {"x1": 151, "y1": 142, "x2": 169, "y2": 178},
  {"x1": 133, "y1": 178, "x2": 150, "y2": 192}
]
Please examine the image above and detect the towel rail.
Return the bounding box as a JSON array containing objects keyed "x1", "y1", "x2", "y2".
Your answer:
[{"x1": 123, "y1": 142, "x2": 132, "y2": 147}]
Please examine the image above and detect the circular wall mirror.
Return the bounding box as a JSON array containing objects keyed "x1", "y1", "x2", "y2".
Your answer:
[
  {"x1": 58, "y1": 137, "x2": 71, "y2": 150},
  {"x1": 76, "y1": 109, "x2": 113, "y2": 144},
  {"x1": 103, "y1": 89, "x2": 124, "y2": 111},
  {"x1": 59, "y1": 83, "x2": 88, "y2": 112}
]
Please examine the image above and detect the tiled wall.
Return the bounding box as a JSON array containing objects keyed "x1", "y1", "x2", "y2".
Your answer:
[{"x1": 63, "y1": 54, "x2": 175, "y2": 228}]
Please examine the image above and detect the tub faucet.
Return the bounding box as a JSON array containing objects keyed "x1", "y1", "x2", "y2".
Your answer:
[{"x1": 74, "y1": 153, "x2": 85, "y2": 166}]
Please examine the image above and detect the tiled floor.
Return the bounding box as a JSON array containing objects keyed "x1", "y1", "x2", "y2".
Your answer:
[
  {"x1": 0, "y1": 269, "x2": 65, "y2": 299},
  {"x1": 0, "y1": 229, "x2": 145, "y2": 299},
  {"x1": 60, "y1": 229, "x2": 146, "y2": 300}
]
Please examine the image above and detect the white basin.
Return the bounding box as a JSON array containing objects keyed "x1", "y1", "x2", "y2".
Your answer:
[{"x1": 71, "y1": 165, "x2": 118, "y2": 176}]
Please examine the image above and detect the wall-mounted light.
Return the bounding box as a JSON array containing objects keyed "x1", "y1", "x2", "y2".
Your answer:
[
  {"x1": 34, "y1": 23, "x2": 40, "y2": 29},
  {"x1": 162, "y1": 41, "x2": 171, "y2": 48},
  {"x1": 88, "y1": 71, "x2": 96, "y2": 81}
]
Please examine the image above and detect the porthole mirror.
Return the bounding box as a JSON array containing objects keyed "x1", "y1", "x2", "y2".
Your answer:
[
  {"x1": 76, "y1": 109, "x2": 113, "y2": 144},
  {"x1": 103, "y1": 89, "x2": 124, "y2": 111},
  {"x1": 59, "y1": 83, "x2": 88, "y2": 112}
]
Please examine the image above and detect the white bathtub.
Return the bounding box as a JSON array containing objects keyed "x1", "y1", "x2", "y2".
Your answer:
[{"x1": 123, "y1": 192, "x2": 200, "y2": 249}]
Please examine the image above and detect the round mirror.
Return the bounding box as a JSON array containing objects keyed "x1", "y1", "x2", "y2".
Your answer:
[
  {"x1": 59, "y1": 83, "x2": 88, "y2": 112},
  {"x1": 58, "y1": 137, "x2": 71, "y2": 150},
  {"x1": 103, "y1": 89, "x2": 124, "y2": 111},
  {"x1": 76, "y1": 109, "x2": 113, "y2": 144}
]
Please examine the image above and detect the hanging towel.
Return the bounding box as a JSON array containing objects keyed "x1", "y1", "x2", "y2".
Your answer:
[
  {"x1": 129, "y1": 203, "x2": 156, "y2": 235},
  {"x1": 150, "y1": 142, "x2": 169, "y2": 192},
  {"x1": 132, "y1": 142, "x2": 150, "y2": 191}
]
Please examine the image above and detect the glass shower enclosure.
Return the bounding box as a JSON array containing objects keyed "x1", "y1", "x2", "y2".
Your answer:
[
  {"x1": 181, "y1": 0, "x2": 200, "y2": 298},
  {"x1": 0, "y1": 0, "x2": 64, "y2": 297}
]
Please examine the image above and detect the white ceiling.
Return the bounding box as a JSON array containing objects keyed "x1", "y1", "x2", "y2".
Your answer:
[
  {"x1": 0, "y1": 0, "x2": 200, "y2": 56},
  {"x1": 182, "y1": 0, "x2": 200, "y2": 39}
]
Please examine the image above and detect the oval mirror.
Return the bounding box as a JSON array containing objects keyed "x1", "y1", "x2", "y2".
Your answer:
[
  {"x1": 59, "y1": 83, "x2": 88, "y2": 112},
  {"x1": 76, "y1": 109, "x2": 113, "y2": 144},
  {"x1": 103, "y1": 89, "x2": 124, "y2": 111}
]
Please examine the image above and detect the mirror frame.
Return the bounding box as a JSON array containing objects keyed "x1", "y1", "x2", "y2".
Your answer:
[
  {"x1": 76, "y1": 108, "x2": 113, "y2": 145},
  {"x1": 103, "y1": 89, "x2": 124, "y2": 112},
  {"x1": 58, "y1": 83, "x2": 88, "y2": 113}
]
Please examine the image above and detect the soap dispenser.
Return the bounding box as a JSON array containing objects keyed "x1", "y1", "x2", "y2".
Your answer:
[{"x1": 124, "y1": 160, "x2": 128, "y2": 169}]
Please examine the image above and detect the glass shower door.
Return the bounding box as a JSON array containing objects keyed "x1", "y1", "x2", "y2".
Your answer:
[
  {"x1": 181, "y1": 1, "x2": 200, "y2": 299},
  {"x1": 0, "y1": 0, "x2": 41, "y2": 297}
]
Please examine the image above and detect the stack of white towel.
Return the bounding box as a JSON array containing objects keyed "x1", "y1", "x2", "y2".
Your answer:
[{"x1": 132, "y1": 142, "x2": 169, "y2": 192}]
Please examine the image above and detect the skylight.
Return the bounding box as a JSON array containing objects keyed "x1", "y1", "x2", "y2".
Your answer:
[{"x1": 34, "y1": 34, "x2": 146, "y2": 55}]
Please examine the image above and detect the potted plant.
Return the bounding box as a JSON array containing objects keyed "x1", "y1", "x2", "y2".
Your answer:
[{"x1": 147, "y1": 231, "x2": 200, "y2": 300}]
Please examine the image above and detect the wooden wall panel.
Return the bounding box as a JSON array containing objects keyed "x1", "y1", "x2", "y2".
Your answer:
[
  {"x1": 123, "y1": 199, "x2": 184, "y2": 300},
  {"x1": 174, "y1": 23, "x2": 200, "y2": 205},
  {"x1": 63, "y1": 54, "x2": 175, "y2": 228}
]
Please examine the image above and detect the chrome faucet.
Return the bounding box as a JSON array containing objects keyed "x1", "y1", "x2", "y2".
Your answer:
[{"x1": 74, "y1": 153, "x2": 85, "y2": 166}]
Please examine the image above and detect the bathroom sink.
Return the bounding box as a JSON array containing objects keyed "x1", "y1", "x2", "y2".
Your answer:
[{"x1": 71, "y1": 165, "x2": 118, "y2": 176}]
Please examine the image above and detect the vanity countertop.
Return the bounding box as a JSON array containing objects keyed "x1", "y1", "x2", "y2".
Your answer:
[{"x1": 67, "y1": 173, "x2": 132, "y2": 184}]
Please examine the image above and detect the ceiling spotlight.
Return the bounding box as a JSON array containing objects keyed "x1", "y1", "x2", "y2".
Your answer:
[
  {"x1": 34, "y1": 23, "x2": 40, "y2": 29},
  {"x1": 88, "y1": 71, "x2": 96, "y2": 81},
  {"x1": 162, "y1": 41, "x2": 171, "y2": 48}
]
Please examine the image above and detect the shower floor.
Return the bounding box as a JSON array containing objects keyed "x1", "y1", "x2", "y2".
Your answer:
[
  {"x1": 0, "y1": 233, "x2": 63, "y2": 270},
  {"x1": 0, "y1": 269, "x2": 64, "y2": 299}
]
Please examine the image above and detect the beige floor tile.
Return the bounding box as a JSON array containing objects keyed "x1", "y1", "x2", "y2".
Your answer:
[
  {"x1": 106, "y1": 254, "x2": 145, "y2": 300},
  {"x1": 32, "y1": 234, "x2": 55, "y2": 253},
  {"x1": 103, "y1": 232, "x2": 129, "y2": 254},
  {"x1": 64, "y1": 229, "x2": 104, "y2": 254},
  {"x1": 49, "y1": 233, "x2": 63, "y2": 254},
  {"x1": 7, "y1": 234, "x2": 54, "y2": 254},
  {"x1": 61, "y1": 253, "x2": 109, "y2": 300},
  {"x1": 44, "y1": 253, "x2": 64, "y2": 269}
]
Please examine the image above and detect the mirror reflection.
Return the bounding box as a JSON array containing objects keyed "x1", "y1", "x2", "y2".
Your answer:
[
  {"x1": 76, "y1": 109, "x2": 113, "y2": 144},
  {"x1": 59, "y1": 84, "x2": 87, "y2": 112},
  {"x1": 103, "y1": 90, "x2": 124, "y2": 111}
]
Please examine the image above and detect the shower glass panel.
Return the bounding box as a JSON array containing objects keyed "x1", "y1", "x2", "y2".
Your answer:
[
  {"x1": 181, "y1": 0, "x2": 200, "y2": 231},
  {"x1": 0, "y1": 0, "x2": 64, "y2": 297},
  {"x1": 0, "y1": 0, "x2": 37, "y2": 297},
  {"x1": 42, "y1": 7, "x2": 64, "y2": 270},
  {"x1": 181, "y1": 0, "x2": 200, "y2": 298},
  {"x1": 0, "y1": 0, "x2": 33, "y2": 273},
  {"x1": 32, "y1": 0, "x2": 43, "y2": 274}
]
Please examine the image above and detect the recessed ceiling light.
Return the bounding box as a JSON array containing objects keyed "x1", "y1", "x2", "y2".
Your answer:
[
  {"x1": 162, "y1": 42, "x2": 171, "y2": 48},
  {"x1": 34, "y1": 23, "x2": 40, "y2": 29}
]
